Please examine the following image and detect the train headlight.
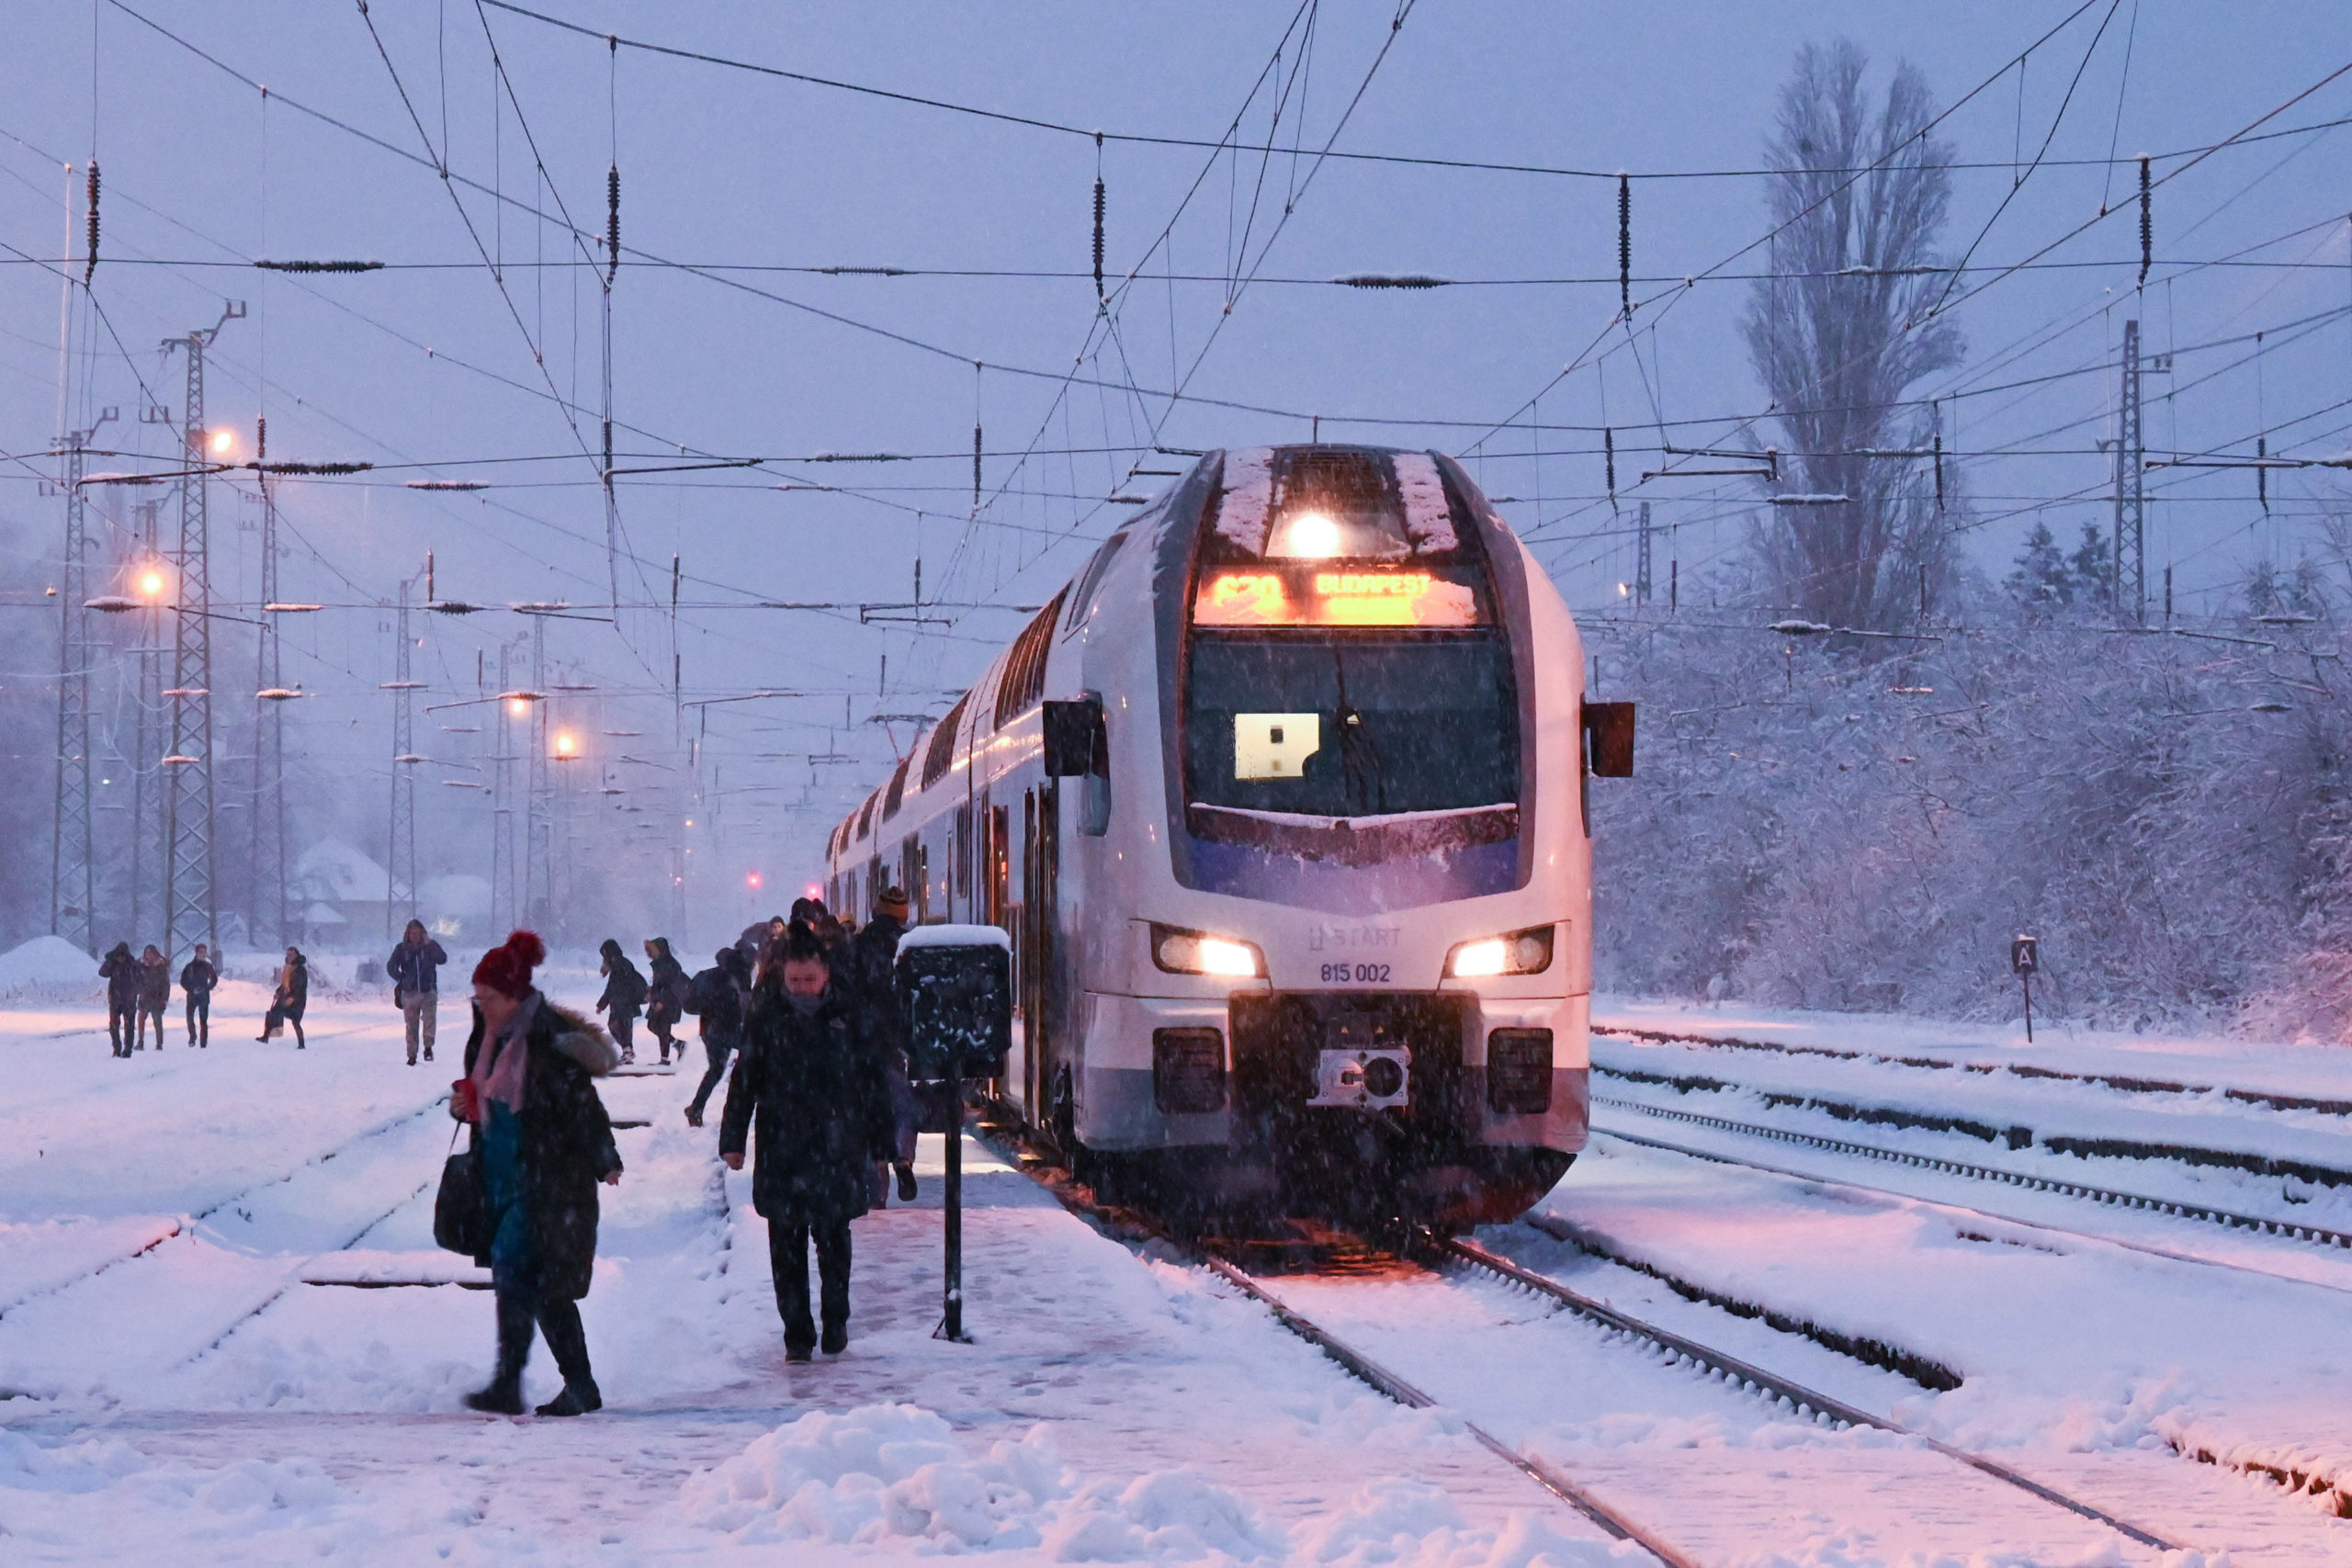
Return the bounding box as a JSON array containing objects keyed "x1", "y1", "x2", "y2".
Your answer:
[
  {"x1": 1445, "y1": 925, "x2": 1555, "y2": 978},
  {"x1": 1151, "y1": 924, "x2": 1265, "y2": 978}
]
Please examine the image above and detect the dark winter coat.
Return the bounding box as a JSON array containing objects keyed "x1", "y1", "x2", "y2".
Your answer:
[
  {"x1": 99, "y1": 947, "x2": 140, "y2": 1009},
  {"x1": 683, "y1": 963, "x2": 745, "y2": 1045},
  {"x1": 136, "y1": 956, "x2": 170, "y2": 1012},
  {"x1": 646, "y1": 940, "x2": 689, "y2": 1025},
  {"x1": 274, "y1": 957, "x2": 309, "y2": 1019},
  {"x1": 462, "y1": 999, "x2": 623, "y2": 1301},
  {"x1": 386, "y1": 936, "x2": 448, "y2": 996},
  {"x1": 848, "y1": 913, "x2": 908, "y2": 1048},
  {"x1": 719, "y1": 983, "x2": 895, "y2": 1227},
  {"x1": 596, "y1": 943, "x2": 648, "y2": 1016},
  {"x1": 736, "y1": 919, "x2": 781, "y2": 969},
  {"x1": 178, "y1": 958, "x2": 217, "y2": 998}
]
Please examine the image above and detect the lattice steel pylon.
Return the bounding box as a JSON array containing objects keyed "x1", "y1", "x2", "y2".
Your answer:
[
  {"x1": 160, "y1": 303, "x2": 241, "y2": 963},
  {"x1": 50, "y1": 412, "x2": 114, "y2": 954},
  {"x1": 1634, "y1": 501, "x2": 1654, "y2": 607},
  {"x1": 2113, "y1": 319, "x2": 2147, "y2": 626},
  {"x1": 385, "y1": 575, "x2": 422, "y2": 939}
]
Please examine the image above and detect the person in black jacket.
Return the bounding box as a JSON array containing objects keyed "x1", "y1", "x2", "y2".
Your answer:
[
  {"x1": 388, "y1": 920, "x2": 450, "y2": 1066},
  {"x1": 849, "y1": 888, "x2": 920, "y2": 1204},
  {"x1": 179, "y1": 943, "x2": 218, "y2": 1047},
  {"x1": 458, "y1": 931, "x2": 622, "y2": 1417},
  {"x1": 720, "y1": 930, "x2": 895, "y2": 1361},
  {"x1": 260, "y1": 948, "x2": 309, "y2": 1047},
  {"x1": 643, "y1": 936, "x2": 689, "y2": 1066},
  {"x1": 99, "y1": 942, "x2": 139, "y2": 1057},
  {"x1": 681, "y1": 946, "x2": 748, "y2": 1128},
  {"x1": 594, "y1": 938, "x2": 648, "y2": 1065},
  {"x1": 134, "y1": 945, "x2": 170, "y2": 1052}
]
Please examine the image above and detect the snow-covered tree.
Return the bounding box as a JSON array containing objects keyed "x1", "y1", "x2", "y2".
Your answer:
[{"x1": 1742, "y1": 41, "x2": 1963, "y2": 630}]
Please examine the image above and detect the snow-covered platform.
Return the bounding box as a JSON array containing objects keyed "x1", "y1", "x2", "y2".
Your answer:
[{"x1": 0, "y1": 992, "x2": 1615, "y2": 1564}]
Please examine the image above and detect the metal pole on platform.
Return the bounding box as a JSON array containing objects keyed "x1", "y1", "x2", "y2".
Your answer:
[{"x1": 941, "y1": 1089, "x2": 965, "y2": 1342}]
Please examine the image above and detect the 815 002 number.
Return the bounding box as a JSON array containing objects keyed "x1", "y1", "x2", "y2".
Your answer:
[{"x1": 1321, "y1": 963, "x2": 1391, "y2": 984}]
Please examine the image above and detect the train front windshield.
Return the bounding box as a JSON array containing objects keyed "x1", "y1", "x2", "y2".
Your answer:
[{"x1": 1183, "y1": 633, "x2": 1517, "y2": 818}]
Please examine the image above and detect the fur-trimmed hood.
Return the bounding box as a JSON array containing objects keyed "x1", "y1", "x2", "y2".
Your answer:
[{"x1": 542, "y1": 1002, "x2": 620, "y2": 1076}]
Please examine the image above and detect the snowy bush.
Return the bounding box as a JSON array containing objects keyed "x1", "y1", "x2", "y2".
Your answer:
[{"x1": 1589, "y1": 602, "x2": 2352, "y2": 1037}]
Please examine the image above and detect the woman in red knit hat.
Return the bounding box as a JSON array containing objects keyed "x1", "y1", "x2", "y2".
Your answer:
[{"x1": 455, "y1": 931, "x2": 623, "y2": 1416}]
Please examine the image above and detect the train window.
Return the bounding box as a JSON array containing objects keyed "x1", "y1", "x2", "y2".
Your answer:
[
  {"x1": 922, "y1": 691, "x2": 971, "y2": 790},
  {"x1": 1182, "y1": 631, "x2": 1518, "y2": 818},
  {"x1": 993, "y1": 589, "x2": 1068, "y2": 728},
  {"x1": 882, "y1": 756, "x2": 912, "y2": 820},
  {"x1": 1061, "y1": 531, "x2": 1130, "y2": 637}
]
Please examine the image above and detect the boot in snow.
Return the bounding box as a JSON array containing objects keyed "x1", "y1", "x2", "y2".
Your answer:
[
  {"x1": 464, "y1": 1379, "x2": 524, "y2": 1416},
  {"x1": 534, "y1": 1380, "x2": 602, "y2": 1417}
]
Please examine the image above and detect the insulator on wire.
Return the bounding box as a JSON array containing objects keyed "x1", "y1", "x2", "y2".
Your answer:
[
  {"x1": 972, "y1": 423, "x2": 983, "y2": 507},
  {"x1": 2137, "y1": 155, "x2": 2152, "y2": 288},
  {"x1": 256, "y1": 414, "x2": 267, "y2": 463},
  {"x1": 605, "y1": 164, "x2": 620, "y2": 286},
  {"x1": 1932, "y1": 433, "x2": 1944, "y2": 512},
  {"x1": 1603, "y1": 426, "x2": 1616, "y2": 498},
  {"x1": 1617, "y1": 173, "x2": 1631, "y2": 319},
  {"x1": 1092, "y1": 172, "x2": 1106, "y2": 303},
  {"x1": 2258, "y1": 434, "x2": 2268, "y2": 514},
  {"x1": 85, "y1": 162, "x2": 99, "y2": 285}
]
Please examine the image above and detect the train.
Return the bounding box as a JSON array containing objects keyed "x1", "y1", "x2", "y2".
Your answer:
[{"x1": 823, "y1": 444, "x2": 1633, "y2": 1228}]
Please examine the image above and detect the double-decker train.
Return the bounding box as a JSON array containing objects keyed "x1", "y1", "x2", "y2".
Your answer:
[{"x1": 824, "y1": 445, "x2": 1633, "y2": 1227}]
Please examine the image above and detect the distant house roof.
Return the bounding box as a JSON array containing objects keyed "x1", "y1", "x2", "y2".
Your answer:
[{"x1": 293, "y1": 840, "x2": 390, "y2": 902}]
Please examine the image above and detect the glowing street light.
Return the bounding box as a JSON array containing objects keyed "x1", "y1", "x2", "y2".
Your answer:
[
  {"x1": 208, "y1": 428, "x2": 236, "y2": 457},
  {"x1": 552, "y1": 731, "x2": 579, "y2": 760},
  {"x1": 138, "y1": 567, "x2": 168, "y2": 600}
]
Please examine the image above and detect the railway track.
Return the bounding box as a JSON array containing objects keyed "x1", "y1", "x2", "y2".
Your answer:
[
  {"x1": 1594, "y1": 1024, "x2": 2352, "y2": 1118},
  {"x1": 1594, "y1": 1091, "x2": 2352, "y2": 1253},
  {"x1": 975, "y1": 1111, "x2": 2189, "y2": 1565},
  {"x1": 0, "y1": 1093, "x2": 454, "y2": 1323}
]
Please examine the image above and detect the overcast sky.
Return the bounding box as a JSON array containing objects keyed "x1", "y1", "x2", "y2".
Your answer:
[{"x1": 5, "y1": 1, "x2": 2348, "y2": 931}]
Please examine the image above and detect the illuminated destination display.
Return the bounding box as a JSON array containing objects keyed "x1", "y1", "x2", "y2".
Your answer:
[{"x1": 1193, "y1": 567, "x2": 1484, "y2": 627}]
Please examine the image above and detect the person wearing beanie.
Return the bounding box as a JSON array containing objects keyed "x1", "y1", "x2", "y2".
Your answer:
[
  {"x1": 458, "y1": 931, "x2": 624, "y2": 1417},
  {"x1": 849, "y1": 888, "x2": 919, "y2": 1205}
]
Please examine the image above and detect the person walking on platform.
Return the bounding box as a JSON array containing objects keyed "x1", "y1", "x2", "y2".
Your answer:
[
  {"x1": 134, "y1": 945, "x2": 170, "y2": 1052},
  {"x1": 644, "y1": 937, "x2": 689, "y2": 1066},
  {"x1": 456, "y1": 931, "x2": 623, "y2": 1417},
  {"x1": 389, "y1": 919, "x2": 449, "y2": 1066},
  {"x1": 736, "y1": 915, "x2": 784, "y2": 972},
  {"x1": 260, "y1": 947, "x2": 310, "y2": 1047},
  {"x1": 681, "y1": 946, "x2": 748, "y2": 1127},
  {"x1": 100, "y1": 942, "x2": 140, "y2": 1057},
  {"x1": 594, "y1": 939, "x2": 648, "y2": 1065},
  {"x1": 720, "y1": 930, "x2": 894, "y2": 1361},
  {"x1": 179, "y1": 943, "x2": 217, "y2": 1047},
  {"x1": 850, "y1": 887, "x2": 921, "y2": 1204}
]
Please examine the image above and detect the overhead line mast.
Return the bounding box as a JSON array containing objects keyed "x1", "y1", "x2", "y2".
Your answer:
[{"x1": 161, "y1": 302, "x2": 243, "y2": 964}]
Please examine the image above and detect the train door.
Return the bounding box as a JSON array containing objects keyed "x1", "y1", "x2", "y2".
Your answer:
[
  {"x1": 985, "y1": 803, "x2": 1009, "y2": 927},
  {"x1": 1021, "y1": 784, "x2": 1061, "y2": 1134},
  {"x1": 953, "y1": 802, "x2": 974, "y2": 921}
]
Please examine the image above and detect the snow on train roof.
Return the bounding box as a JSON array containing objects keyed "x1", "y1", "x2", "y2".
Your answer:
[{"x1": 1209, "y1": 447, "x2": 1459, "y2": 558}]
